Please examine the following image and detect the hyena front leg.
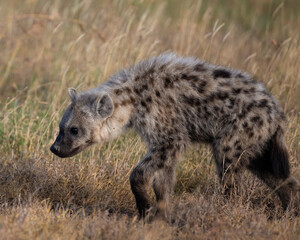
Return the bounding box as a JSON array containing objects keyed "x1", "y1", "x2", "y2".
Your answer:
[
  {"x1": 130, "y1": 146, "x2": 178, "y2": 220},
  {"x1": 152, "y1": 166, "x2": 176, "y2": 219},
  {"x1": 130, "y1": 152, "x2": 153, "y2": 218}
]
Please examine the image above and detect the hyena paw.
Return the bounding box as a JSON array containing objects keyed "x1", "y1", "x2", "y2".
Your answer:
[{"x1": 144, "y1": 206, "x2": 170, "y2": 223}]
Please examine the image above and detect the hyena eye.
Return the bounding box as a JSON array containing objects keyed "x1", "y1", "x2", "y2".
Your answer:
[{"x1": 70, "y1": 127, "x2": 78, "y2": 135}]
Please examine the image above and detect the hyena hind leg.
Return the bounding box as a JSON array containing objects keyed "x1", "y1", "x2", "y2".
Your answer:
[{"x1": 212, "y1": 141, "x2": 245, "y2": 196}]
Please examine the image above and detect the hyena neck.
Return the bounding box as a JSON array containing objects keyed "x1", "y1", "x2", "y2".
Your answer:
[{"x1": 96, "y1": 73, "x2": 136, "y2": 141}]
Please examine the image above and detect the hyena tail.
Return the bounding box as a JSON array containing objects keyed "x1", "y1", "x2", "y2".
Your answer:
[
  {"x1": 272, "y1": 126, "x2": 300, "y2": 191},
  {"x1": 249, "y1": 126, "x2": 300, "y2": 210},
  {"x1": 271, "y1": 126, "x2": 290, "y2": 179}
]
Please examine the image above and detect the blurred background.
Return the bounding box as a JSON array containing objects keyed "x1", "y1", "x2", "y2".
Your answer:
[{"x1": 0, "y1": 0, "x2": 300, "y2": 239}]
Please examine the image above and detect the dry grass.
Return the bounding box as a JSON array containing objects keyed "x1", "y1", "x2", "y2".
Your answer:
[{"x1": 0, "y1": 0, "x2": 300, "y2": 239}]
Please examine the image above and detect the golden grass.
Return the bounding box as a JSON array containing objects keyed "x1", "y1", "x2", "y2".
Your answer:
[{"x1": 0, "y1": 0, "x2": 300, "y2": 239}]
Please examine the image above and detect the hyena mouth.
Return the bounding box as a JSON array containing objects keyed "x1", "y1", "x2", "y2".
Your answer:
[{"x1": 54, "y1": 146, "x2": 81, "y2": 158}]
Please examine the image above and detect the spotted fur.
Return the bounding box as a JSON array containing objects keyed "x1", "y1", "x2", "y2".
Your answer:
[{"x1": 50, "y1": 53, "x2": 299, "y2": 219}]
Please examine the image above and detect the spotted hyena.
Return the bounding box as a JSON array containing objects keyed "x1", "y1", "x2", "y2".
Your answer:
[{"x1": 50, "y1": 53, "x2": 299, "y2": 219}]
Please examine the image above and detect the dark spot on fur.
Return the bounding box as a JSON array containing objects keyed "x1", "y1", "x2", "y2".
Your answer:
[
  {"x1": 142, "y1": 84, "x2": 148, "y2": 91},
  {"x1": 251, "y1": 116, "x2": 261, "y2": 123},
  {"x1": 199, "y1": 80, "x2": 207, "y2": 87},
  {"x1": 155, "y1": 90, "x2": 161, "y2": 98},
  {"x1": 197, "y1": 80, "x2": 207, "y2": 94},
  {"x1": 246, "y1": 102, "x2": 255, "y2": 112},
  {"x1": 258, "y1": 136, "x2": 262, "y2": 141},
  {"x1": 206, "y1": 93, "x2": 216, "y2": 102},
  {"x1": 181, "y1": 73, "x2": 188, "y2": 79},
  {"x1": 194, "y1": 63, "x2": 206, "y2": 72},
  {"x1": 223, "y1": 146, "x2": 231, "y2": 152},
  {"x1": 130, "y1": 96, "x2": 137, "y2": 105},
  {"x1": 181, "y1": 73, "x2": 198, "y2": 81},
  {"x1": 114, "y1": 89, "x2": 122, "y2": 95},
  {"x1": 258, "y1": 120, "x2": 264, "y2": 127},
  {"x1": 141, "y1": 101, "x2": 147, "y2": 108},
  {"x1": 238, "y1": 110, "x2": 247, "y2": 119},
  {"x1": 234, "y1": 152, "x2": 242, "y2": 159},
  {"x1": 203, "y1": 106, "x2": 212, "y2": 117},
  {"x1": 124, "y1": 87, "x2": 132, "y2": 93},
  {"x1": 160, "y1": 150, "x2": 167, "y2": 161},
  {"x1": 148, "y1": 66, "x2": 155, "y2": 75},
  {"x1": 164, "y1": 77, "x2": 173, "y2": 88},
  {"x1": 216, "y1": 91, "x2": 229, "y2": 100},
  {"x1": 121, "y1": 100, "x2": 131, "y2": 106},
  {"x1": 230, "y1": 119, "x2": 237, "y2": 125},
  {"x1": 236, "y1": 73, "x2": 244, "y2": 78},
  {"x1": 227, "y1": 98, "x2": 235, "y2": 109},
  {"x1": 157, "y1": 162, "x2": 164, "y2": 169},
  {"x1": 242, "y1": 122, "x2": 248, "y2": 129},
  {"x1": 236, "y1": 145, "x2": 242, "y2": 151},
  {"x1": 258, "y1": 99, "x2": 269, "y2": 108},
  {"x1": 232, "y1": 88, "x2": 242, "y2": 95},
  {"x1": 146, "y1": 96, "x2": 152, "y2": 103},
  {"x1": 248, "y1": 132, "x2": 254, "y2": 138},
  {"x1": 181, "y1": 94, "x2": 200, "y2": 106},
  {"x1": 213, "y1": 69, "x2": 231, "y2": 79},
  {"x1": 214, "y1": 106, "x2": 219, "y2": 112},
  {"x1": 134, "y1": 87, "x2": 140, "y2": 95}
]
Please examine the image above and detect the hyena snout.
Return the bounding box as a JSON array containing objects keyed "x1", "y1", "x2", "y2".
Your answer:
[
  {"x1": 50, "y1": 138, "x2": 68, "y2": 158},
  {"x1": 50, "y1": 140, "x2": 81, "y2": 158},
  {"x1": 50, "y1": 132, "x2": 61, "y2": 155},
  {"x1": 50, "y1": 129, "x2": 93, "y2": 158},
  {"x1": 50, "y1": 143, "x2": 59, "y2": 155},
  {"x1": 50, "y1": 132, "x2": 78, "y2": 158}
]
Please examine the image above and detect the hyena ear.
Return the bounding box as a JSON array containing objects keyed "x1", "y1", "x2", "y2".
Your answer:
[
  {"x1": 68, "y1": 88, "x2": 77, "y2": 103},
  {"x1": 96, "y1": 94, "x2": 114, "y2": 118}
]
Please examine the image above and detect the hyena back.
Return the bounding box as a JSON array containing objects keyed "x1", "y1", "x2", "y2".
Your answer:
[{"x1": 50, "y1": 54, "x2": 300, "y2": 219}]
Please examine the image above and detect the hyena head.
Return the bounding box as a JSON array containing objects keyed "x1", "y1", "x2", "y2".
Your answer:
[{"x1": 50, "y1": 88, "x2": 114, "y2": 158}]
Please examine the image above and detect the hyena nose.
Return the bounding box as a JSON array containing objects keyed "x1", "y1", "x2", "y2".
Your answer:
[{"x1": 50, "y1": 144, "x2": 58, "y2": 154}]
